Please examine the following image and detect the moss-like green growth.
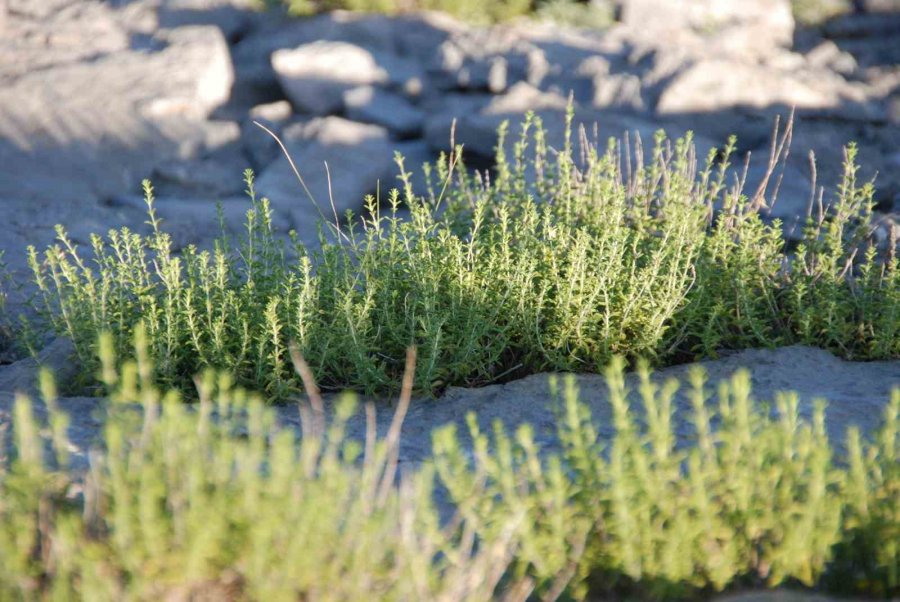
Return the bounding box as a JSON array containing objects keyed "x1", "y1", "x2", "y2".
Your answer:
[{"x1": 1, "y1": 336, "x2": 897, "y2": 598}]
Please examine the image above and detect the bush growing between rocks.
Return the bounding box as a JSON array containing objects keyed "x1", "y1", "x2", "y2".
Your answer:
[
  {"x1": 269, "y1": 0, "x2": 534, "y2": 24},
  {"x1": 25, "y1": 112, "x2": 899, "y2": 397},
  {"x1": 792, "y1": 0, "x2": 854, "y2": 26},
  {"x1": 266, "y1": 0, "x2": 854, "y2": 28},
  {"x1": 0, "y1": 334, "x2": 897, "y2": 598}
]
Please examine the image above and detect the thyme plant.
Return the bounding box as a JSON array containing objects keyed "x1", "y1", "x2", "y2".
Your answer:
[
  {"x1": 26, "y1": 114, "x2": 899, "y2": 397},
  {"x1": 1, "y1": 338, "x2": 897, "y2": 598}
]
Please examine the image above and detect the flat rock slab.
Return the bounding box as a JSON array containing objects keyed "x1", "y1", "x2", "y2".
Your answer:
[
  {"x1": 326, "y1": 345, "x2": 900, "y2": 472},
  {"x1": 0, "y1": 24, "x2": 234, "y2": 204},
  {"x1": 2, "y1": 346, "x2": 897, "y2": 476}
]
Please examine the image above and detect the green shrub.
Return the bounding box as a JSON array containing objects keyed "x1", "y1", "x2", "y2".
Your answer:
[
  {"x1": 25, "y1": 113, "x2": 898, "y2": 397},
  {"x1": 791, "y1": 0, "x2": 853, "y2": 26},
  {"x1": 535, "y1": 0, "x2": 614, "y2": 28},
  {"x1": 1, "y1": 337, "x2": 897, "y2": 598},
  {"x1": 270, "y1": 0, "x2": 535, "y2": 24},
  {"x1": 0, "y1": 334, "x2": 545, "y2": 600}
]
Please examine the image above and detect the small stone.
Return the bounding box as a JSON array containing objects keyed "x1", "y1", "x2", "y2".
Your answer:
[
  {"x1": 484, "y1": 82, "x2": 569, "y2": 115},
  {"x1": 591, "y1": 73, "x2": 645, "y2": 111},
  {"x1": 488, "y1": 56, "x2": 508, "y2": 93},
  {"x1": 806, "y1": 40, "x2": 858, "y2": 76}
]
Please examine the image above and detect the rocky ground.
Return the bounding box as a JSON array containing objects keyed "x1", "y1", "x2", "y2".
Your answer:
[
  {"x1": 0, "y1": 4, "x2": 898, "y2": 597},
  {"x1": 1, "y1": 0, "x2": 898, "y2": 293},
  {"x1": 0, "y1": 0, "x2": 898, "y2": 467}
]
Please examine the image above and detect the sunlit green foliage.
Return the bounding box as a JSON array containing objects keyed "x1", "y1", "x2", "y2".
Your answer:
[
  {"x1": 1, "y1": 339, "x2": 897, "y2": 598},
  {"x1": 265, "y1": 0, "x2": 850, "y2": 29},
  {"x1": 25, "y1": 112, "x2": 898, "y2": 397},
  {"x1": 269, "y1": 0, "x2": 534, "y2": 24}
]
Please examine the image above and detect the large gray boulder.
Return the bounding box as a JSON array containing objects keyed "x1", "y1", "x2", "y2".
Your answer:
[
  {"x1": 656, "y1": 58, "x2": 873, "y2": 117},
  {"x1": 0, "y1": 24, "x2": 234, "y2": 204},
  {"x1": 0, "y1": 2, "x2": 130, "y2": 78}
]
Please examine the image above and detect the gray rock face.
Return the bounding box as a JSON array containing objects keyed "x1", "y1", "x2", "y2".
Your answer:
[
  {"x1": 425, "y1": 97, "x2": 715, "y2": 164},
  {"x1": 591, "y1": 72, "x2": 645, "y2": 111},
  {"x1": 656, "y1": 58, "x2": 868, "y2": 115},
  {"x1": 256, "y1": 117, "x2": 400, "y2": 239},
  {"x1": 272, "y1": 41, "x2": 389, "y2": 115},
  {"x1": 0, "y1": 337, "x2": 78, "y2": 398},
  {"x1": 151, "y1": 142, "x2": 248, "y2": 199},
  {"x1": 3, "y1": 346, "x2": 896, "y2": 483},
  {"x1": 343, "y1": 86, "x2": 425, "y2": 138},
  {"x1": 327, "y1": 346, "x2": 900, "y2": 472},
  {"x1": 616, "y1": 0, "x2": 795, "y2": 49},
  {"x1": 0, "y1": 23, "x2": 234, "y2": 204},
  {"x1": 0, "y1": 1, "x2": 130, "y2": 79},
  {"x1": 241, "y1": 100, "x2": 296, "y2": 169},
  {"x1": 154, "y1": 0, "x2": 261, "y2": 40},
  {"x1": 806, "y1": 40, "x2": 858, "y2": 76}
]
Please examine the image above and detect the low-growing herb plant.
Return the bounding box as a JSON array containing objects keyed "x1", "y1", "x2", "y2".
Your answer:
[
  {"x1": 25, "y1": 112, "x2": 899, "y2": 397},
  {"x1": 267, "y1": 0, "x2": 534, "y2": 24},
  {"x1": 1, "y1": 335, "x2": 897, "y2": 598}
]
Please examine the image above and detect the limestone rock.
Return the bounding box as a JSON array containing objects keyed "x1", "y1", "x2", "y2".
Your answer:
[
  {"x1": 272, "y1": 41, "x2": 388, "y2": 115},
  {"x1": 426, "y1": 97, "x2": 713, "y2": 163},
  {"x1": 806, "y1": 40, "x2": 858, "y2": 76},
  {"x1": 155, "y1": 0, "x2": 261, "y2": 41},
  {"x1": 256, "y1": 117, "x2": 400, "y2": 238},
  {"x1": 241, "y1": 100, "x2": 295, "y2": 170},
  {"x1": 0, "y1": 25, "x2": 234, "y2": 203},
  {"x1": 343, "y1": 86, "x2": 426, "y2": 138},
  {"x1": 656, "y1": 58, "x2": 868, "y2": 115},
  {"x1": 591, "y1": 72, "x2": 645, "y2": 111},
  {"x1": 150, "y1": 145, "x2": 249, "y2": 199},
  {"x1": 0, "y1": 1, "x2": 130, "y2": 79},
  {"x1": 0, "y1": 337, "x2": 79, "y2": 397},
  {"x1": 616, "y1": 0, "x2": 794, "y2": 49},
  {"x1": 287, "y1": 346, "x2": 900, "y2": 483}
]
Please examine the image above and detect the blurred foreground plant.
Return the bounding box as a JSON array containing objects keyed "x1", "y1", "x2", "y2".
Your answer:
[{"x1": 1, "y1": 333, "x2": 897, "y2": 599}]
